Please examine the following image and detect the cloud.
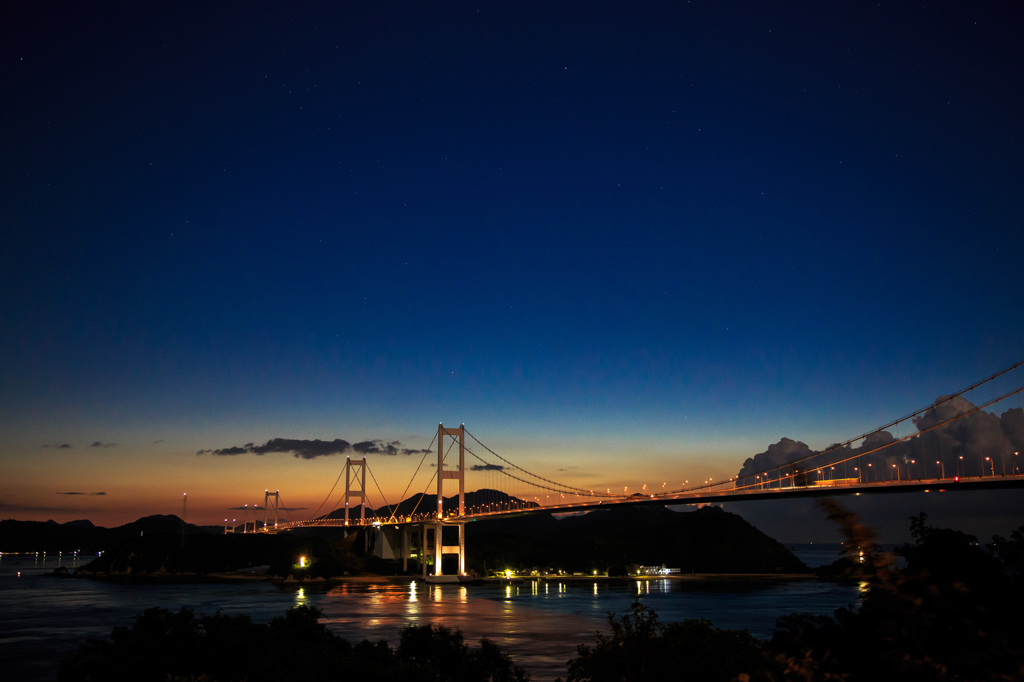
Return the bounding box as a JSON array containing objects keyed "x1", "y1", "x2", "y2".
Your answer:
[
  {"x1": 470, "y1": 463, "x2": 505, "y2": 471},
  {"x1": 352, "y1": 440, "x2": 395, "y2": 455},
  {"x1": 197, "y1": 446, "x2": 250, "y2": 456},
  {"x1": 90, "y1": 441, "x2": 117, "y2": 448},
  {"x1": 735, "y1": 397, "x2": 1024, "y2": 480},
  {"x1": 43, "y1": 443, "x2": 73, "y2": 449},
  {"x1": 57, "y1": 492, "x2": 106, "y2": 496},
  {"x1": 152, "y1": 439, "x2": 164, "y2": 444},
  {"x1": 198, "y1": 437, "x2": 428, "y2": 459},
  {"x1": 251, "y1": 438, "x2": 353, "y2": 459},
  {"x1": 737, "y1": 437, "x2": 815, "y2": 478}
]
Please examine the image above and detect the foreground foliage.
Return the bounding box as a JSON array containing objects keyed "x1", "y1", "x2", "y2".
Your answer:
[
  {"x1": 562, "y1": 504, "x2": 1024, "y2": 681},
  {"x1": 57, "y1": 604, "x2": 528, "y2": 682},
  {"x1": 560, "y1": 602, "x2": 775, "y2": 682},
  {"x1": 768, "y1": 504, "x2": 1024, "y2": 681}
]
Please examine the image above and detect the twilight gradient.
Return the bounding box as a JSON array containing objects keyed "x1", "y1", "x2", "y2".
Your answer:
[{"x1": 2, "y1": 2, "x2": 1022, "y2": 541}]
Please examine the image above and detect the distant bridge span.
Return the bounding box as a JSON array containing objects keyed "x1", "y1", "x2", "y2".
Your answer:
[{"x1": 281, "y1": 473, "x2": 1024, "y2": 528}]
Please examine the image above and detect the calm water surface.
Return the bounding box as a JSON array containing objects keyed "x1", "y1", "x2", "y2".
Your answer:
[{"x1": 0, "y1": 552, "x2": 859, "y2": 681}]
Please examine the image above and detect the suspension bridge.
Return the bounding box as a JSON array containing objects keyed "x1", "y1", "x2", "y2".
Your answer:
[{"x1": 226, "y1": 359, "x2": 1024, "y2": 582}]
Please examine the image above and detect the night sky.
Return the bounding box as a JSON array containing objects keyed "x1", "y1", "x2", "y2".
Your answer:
[{"x1": 3, "y1": 1, "x2": 1023, "y2": 541}]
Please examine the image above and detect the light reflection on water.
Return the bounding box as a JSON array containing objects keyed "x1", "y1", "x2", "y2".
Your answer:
[
  {"x1": 0, "y1": 552, "x2": 88, "y2": 577},
  {"x1": 0, "y1": 556, "x2": 860, "y2": 682}
]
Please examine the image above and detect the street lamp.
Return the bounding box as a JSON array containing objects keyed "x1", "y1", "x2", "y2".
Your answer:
[
  {"x1": 892, "y1": 464, "x2": 899, "y2": 482},
  {"x1": 986, "y1": 457, "x2": 995, "y2": 476},
  {"x1": 937, "y1": 460, "x2": 944, "y2": 478}
]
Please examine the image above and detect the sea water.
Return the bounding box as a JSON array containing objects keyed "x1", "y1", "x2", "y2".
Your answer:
[{"x1": 0, "y1": 551, "x2": 859, "y2": 681}]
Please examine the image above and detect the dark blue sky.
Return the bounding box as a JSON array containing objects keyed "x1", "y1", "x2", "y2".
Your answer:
[{"x1": 2, "y1": 1, "x2": 1022, "y2": 537}]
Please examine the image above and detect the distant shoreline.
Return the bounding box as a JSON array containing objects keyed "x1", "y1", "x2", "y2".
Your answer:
[{"x1": 51, "y1": 570, "x2": 821, "y2": 585}]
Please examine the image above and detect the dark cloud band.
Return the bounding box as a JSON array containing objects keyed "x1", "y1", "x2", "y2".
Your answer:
[{"x1": 198, "y1": 437, "x2": 429, "y2": 460}]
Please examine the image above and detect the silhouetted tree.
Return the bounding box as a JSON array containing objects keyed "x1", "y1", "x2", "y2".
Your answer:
[
  {"x1": 559, "y1": 601, "x2": 776, "y2": 682},
  {"x1": 769, "y1": 501, "x2": 1024, "y2": 681},
  {"x1": 58, "y1": 604, "x2": 528, "y2": 682}
]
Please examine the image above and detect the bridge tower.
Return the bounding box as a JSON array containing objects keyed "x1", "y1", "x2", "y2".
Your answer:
[
  {"x1": 425, "y1": 423, "x2": 466, "y2": 579},
  {"x1": 262, "y1": 490, "x2": 281, "y2": 531},
  {"x1": 344, "y1": 456, "x2": 367, "y2": 526},
  {"x1": 437, "y1": 423, "x2": 465, "y2": 517}
]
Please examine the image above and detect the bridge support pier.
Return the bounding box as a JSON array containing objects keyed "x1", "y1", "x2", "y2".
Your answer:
[
  {"x1": 402, "y1": 527, "x2": 411, "y2": 573},
  {"x1": 419, "y1": 520, "x2": 466, "y2": 581}
]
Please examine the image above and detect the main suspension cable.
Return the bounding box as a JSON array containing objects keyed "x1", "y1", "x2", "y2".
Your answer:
[
  {"x1": 406, "y1": 434, "x2": 457, "y2": 519},
  {"x1": 741, "y1": 357, "x2": 1024, "y2": 480},
  {"x1": 307, "y1": 462, "x2": 346, "y2": 519},
  {"x1": 465, "y1": 428, "x2": 612, "y2": 496},
  {"x1": 366, "y1": 463, "x2": 392, "y2": 521},
  {"x1": 684, "y1": 382, "x2": 1024, "y2": 496},
  {"x1": 387, "y1": 431, "x2": 437, "y2": 522},
  {"x1": 463, "y1": 442, "x2": 611, "y2": 498}
]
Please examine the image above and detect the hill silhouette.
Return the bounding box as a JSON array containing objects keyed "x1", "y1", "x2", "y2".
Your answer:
[
  {"x1": 0, "y1": 515, "x2": 221, "y2": 553},
  {"x1": 463, "y1": 504, "x2": 808, "y2": 574},
  {"x1": 322, "y1": 488, "x2": 537, "y2": 522}
]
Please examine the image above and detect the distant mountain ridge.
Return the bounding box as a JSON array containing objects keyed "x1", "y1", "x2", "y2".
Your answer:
[
  {"x1": 462, "y1": 504, "x2": 809, "y2": 574},
  {"x1": 5, "y1": 497, "x2": 807, "y2": 575},
  {"x1": 320, "y1": 489, "x2": 537, "y2": 522},
  {"x1": 0, "y1": 514, "x2": 221, "y2": 553}
]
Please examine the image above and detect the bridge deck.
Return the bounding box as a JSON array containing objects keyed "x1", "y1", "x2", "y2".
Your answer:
[{"x1": 277, "y1": 474, "x2": 1024, "y2": 530}]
